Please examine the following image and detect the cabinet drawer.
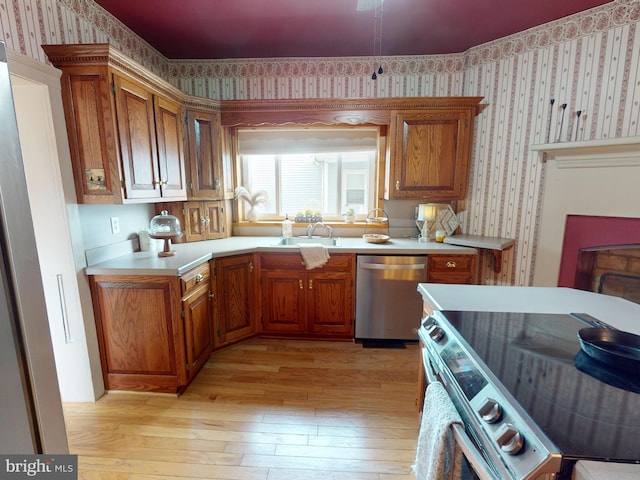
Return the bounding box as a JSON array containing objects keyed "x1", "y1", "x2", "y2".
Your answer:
[
  {"x1": 181, "y1": 262, "x2": 211, "y2": 295},
  {"x1": 428, "y1": 255, "x2": 474, "y2": 272},
  {"x1": 260, "y1": 252, "x2": 353, "y2": 271},
  {"x1": 427, "y1": 254, "x2": 476, "y2": 284}
]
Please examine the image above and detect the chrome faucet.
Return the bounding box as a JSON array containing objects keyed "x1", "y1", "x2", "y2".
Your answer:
[{"x1": 307, "y1": 222, "x2": 333, "y2": 238}]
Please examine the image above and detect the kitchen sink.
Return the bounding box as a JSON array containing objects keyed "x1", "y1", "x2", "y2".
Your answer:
[{"x1": 276, "y1": 236, "x2": 341, "y2": 246}]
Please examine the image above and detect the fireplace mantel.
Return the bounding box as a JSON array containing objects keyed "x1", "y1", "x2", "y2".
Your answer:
[{"x1": 530, "y1": 136, "x2": 640, "y2": 168}]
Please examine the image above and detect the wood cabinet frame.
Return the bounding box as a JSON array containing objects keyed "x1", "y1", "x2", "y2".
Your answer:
[
  {"x1": 43, "y1": 44, "x2": 187, "y2": 204},
  {"x1": 259, "y1": 252, "x2": 355, "y2": 339}
]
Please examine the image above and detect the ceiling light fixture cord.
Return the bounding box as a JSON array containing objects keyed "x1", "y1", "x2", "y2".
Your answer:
[{"x1": 371, "y1": 0, "x2": 384, "y2": 80}]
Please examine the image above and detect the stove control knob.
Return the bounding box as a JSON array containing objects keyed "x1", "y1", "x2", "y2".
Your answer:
[
  {"x1": 427, "y1": 324, "x2": 445, "y2": 342},
  {"x1": 422, "y1": 316, "x2": 436, "y2": 329},
  {"x1": 495, "y1": 423, "x2": 525, "y2": 455},
  {"x1": 478, "y1": 398, "x2": 503, "y2": 424}
]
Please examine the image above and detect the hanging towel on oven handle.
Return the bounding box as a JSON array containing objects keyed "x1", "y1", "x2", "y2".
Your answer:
[{"x1": 413, "y1": 381, "x2": 464, "y2": 480}]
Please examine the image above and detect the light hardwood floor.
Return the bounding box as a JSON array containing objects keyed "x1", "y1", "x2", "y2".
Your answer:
[{"x1": 63, "y1": 338, "x2": 421, "y2": 480}]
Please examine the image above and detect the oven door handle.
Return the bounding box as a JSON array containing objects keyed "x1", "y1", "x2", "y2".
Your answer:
[
  {"x1": 422, "y1": 350, "x2": 497, "y2": 480},
  {"x1": 422, "y1": 349, "x2": 438, "y2": 384},
  {"x1": 451, "y1": 424, "x2": 497, "y2": 480}
]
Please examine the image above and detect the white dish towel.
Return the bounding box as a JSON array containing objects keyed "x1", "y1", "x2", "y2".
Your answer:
[
  {"x1": 413, "y1": 381, "x2": 464, "y2": 480},
  {"x1": 298, "y1": 244, "x2": 330, "y2": 269}
]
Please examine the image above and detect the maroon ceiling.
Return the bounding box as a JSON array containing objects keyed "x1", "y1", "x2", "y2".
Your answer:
[{"x1": 94, "y1": 0, "x2": 612, "y2": 60}]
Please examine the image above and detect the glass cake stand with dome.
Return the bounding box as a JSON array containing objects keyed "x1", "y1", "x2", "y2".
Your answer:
[{"x1": 149, "y1": 210, "x2": 183, "y2": 257}]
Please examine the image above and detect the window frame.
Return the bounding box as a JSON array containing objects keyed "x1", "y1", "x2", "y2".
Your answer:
[{"x1": 235, "y1": 126, "x2": 381, "y2": 222}]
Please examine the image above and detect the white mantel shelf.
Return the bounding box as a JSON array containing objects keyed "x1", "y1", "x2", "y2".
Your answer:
[{"x1": 530, "y1": 136, "x2": 640, "y2": 168}]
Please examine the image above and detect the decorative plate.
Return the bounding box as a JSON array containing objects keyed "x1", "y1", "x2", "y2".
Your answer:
[{"x1": 435, "y1": 205, "x2": 460, "y2": 236}]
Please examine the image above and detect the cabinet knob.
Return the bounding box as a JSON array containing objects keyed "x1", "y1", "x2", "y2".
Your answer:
[
  {"x1": 395, "y1": 180, "x2": 400, "y2": 191},
  {"x1": 249, "y1": 262, "x2": 254, "y2": 272},
  {"x1": 195, "y1": 273, "x2": 204, "y2": 283},
  {"x1": 308, "y1": 279, "x2": 313, "y2": 290},
  {"x1": 446, "y1": 261, "x2": 457, "y2": 268},
  {"x1": 299, "y1": 279, "x2": 304, "y2": 290},
  {"x1": 209, "y1": 292, "x2": 215, "y2": 299},
  {"x1": 200, "y1": 216, "x2": 207, "y2": 226}
]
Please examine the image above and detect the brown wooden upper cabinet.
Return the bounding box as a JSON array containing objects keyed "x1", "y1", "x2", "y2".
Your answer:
[
  {"x1": 183, "y1": 201, "x2": 227, "y2": 241},
  {"x1": 43, "y1": 44, "x2": 187, "y2": 204},
  {"x1": 385, "y1": 101, "x2": 482, "y2": 201},
  {"x1": 185, "y1": 108, "x2": 224, "y2": 200}
]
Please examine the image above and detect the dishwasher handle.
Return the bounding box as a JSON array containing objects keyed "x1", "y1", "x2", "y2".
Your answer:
[{"x1": 359, "y1": 262, "x2": 426, "y2": 270}]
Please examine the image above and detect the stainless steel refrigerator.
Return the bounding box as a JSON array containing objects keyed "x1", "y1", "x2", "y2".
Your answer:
[{"x1": 0, "y1": 40, "x2": 69, "y2": 453}]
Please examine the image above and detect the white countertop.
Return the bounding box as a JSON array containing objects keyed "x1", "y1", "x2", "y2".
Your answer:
[
  {"x1": 443, "y1": 234, "x2": 515, "y2": 251},
  {"x1": 417, "y1": 284, "x2": 640, "y2": 334},
  {"x1": 417, "y1": 283, "x2": 640, "y2": 478},
  {"x1": 86, "y1": 236, "x2": 476, "y2": 276}
]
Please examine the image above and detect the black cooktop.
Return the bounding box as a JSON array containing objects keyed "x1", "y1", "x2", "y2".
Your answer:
[{"x1": 441, "y1": 310, "x2": 640, "y2": 463}]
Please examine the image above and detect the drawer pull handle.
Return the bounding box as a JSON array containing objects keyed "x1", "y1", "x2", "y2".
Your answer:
[
  {"x1": 195, "y1": 273, "x2": 204, "y2": 283},
  {"x1": 446, "y1": 261, "x2": 457, "y2": 268}
]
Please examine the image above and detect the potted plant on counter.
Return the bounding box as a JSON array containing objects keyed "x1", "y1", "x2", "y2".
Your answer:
[{"x1": 343, "y1": 208, "x2": 355, "y2": 223}]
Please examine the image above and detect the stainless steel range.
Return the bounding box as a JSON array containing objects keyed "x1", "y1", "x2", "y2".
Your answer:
[{"x1": 418, "y1": 310, "x2": 640, "y2": 479}]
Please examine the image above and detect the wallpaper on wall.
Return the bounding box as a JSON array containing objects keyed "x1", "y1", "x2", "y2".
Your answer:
[{"x1": 2, "y1": 0, "x2": 639, "y2": 286}]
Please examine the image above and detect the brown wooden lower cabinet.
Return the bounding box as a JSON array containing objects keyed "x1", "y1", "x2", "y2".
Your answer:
[
  {"x1": 181, "y1": 262, "x2": 214, "y2": 381},
  {"x1": 260, "y1": 252, "x2": 355, "y2": 339},
  {"x1": 90, "y1": 274, "x2": 188, "y2": 393},
  {"x1": 88, "y1": 251, "x2": 473, "y2": 393},
  {"x1": 90, "y1": 262, "x2": 214, "y2": 393},
  {"x1": 213, "y1": 253, "x2": 259, "y2": 348},
  {"x1": 426, "y1": 254, "x2": 477, "y2": 284}
]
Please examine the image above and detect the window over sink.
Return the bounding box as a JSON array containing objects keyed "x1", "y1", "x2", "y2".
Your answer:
[{"x1": 237, "y1": 127, "x2": 380, "y2": 221}]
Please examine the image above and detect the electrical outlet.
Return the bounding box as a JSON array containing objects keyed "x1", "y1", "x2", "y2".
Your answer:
[{"x1": 110, "y1": 217, "x2": 120, "y2": 235}]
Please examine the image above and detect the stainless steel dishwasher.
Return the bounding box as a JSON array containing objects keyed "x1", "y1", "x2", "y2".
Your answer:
[{"x1": 355, "y1": 255, "x2": 427, "y2": 340}]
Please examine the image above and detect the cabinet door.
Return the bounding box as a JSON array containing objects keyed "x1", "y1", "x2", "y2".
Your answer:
[
  {"x1": 186, "y1": 109, "x2": 223, "y2": 200},
  {"x1": 155, "y1": 96, "x2": 187, "y2": 199},
  {"x1": 182, "y1": 282, "x2": 213, "y2": 380},
  {"x1": 306, "y1": 272, "x2": 354, "y2": 337},
  {"x1": 183, "y1": 201, "x2": 207, "y2": 242},
  {"x1": 113, "y1": 74, "x2": 161, "y2": 200},
  {"x1": 90, "y1": 275, "x2": 186, "y2": 393},
  {"x1": 388, "y1": 109, "x2": 473, "y2": 200},
  {"x1": 203, "y1": 201, "x2": 226, "y2": 239},
  {"x1": 182, "y1": 201, "x2": 226, "y2": 242},
  {"x1": 61, "y1": 68, "x2": 122, "y2": 203},
  {"x1": 261, "y1": 270, "x2": 306, "y2": 334},
  {"x1": 215, "y1": 254, "x2": 257, "y2": 347}
]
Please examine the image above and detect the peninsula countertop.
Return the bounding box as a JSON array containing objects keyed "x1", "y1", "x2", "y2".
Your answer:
[
  {"x1": 85, "y1": 236, "x2": 477, "y2": 276},
  {"x1": 417, "y1": 283, "x2": 640, "y2": 334}
]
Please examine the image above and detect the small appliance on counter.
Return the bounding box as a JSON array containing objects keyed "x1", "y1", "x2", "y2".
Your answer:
[{"x1": 149, "y1": 210, "x2": 182, "y2": 257}]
